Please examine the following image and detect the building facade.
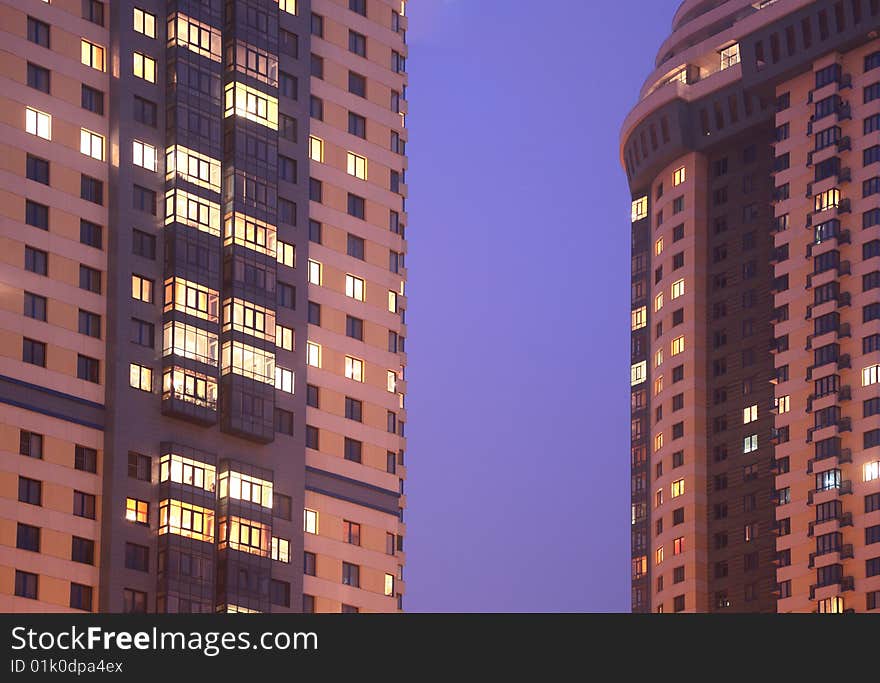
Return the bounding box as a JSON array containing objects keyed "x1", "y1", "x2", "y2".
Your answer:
[
  {"x1": 622, "y1": 0, "x2": 880, "y2": 613},
  {"x1": 1, "y1": 0, "x2": 408, "y2": 613}
]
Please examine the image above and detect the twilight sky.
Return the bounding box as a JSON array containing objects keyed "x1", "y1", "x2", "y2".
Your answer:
[{"x1": 403, "y1": 0, "x2": 682, "y2": 612}]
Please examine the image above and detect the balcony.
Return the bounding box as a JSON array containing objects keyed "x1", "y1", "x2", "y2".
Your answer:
[
  {"x1": 809, "y1": 544, "x2": 855, "y2": 568},
  {"x1": 810, "y1": 576, "x2": 854, "y2": 600},
  {"x1": 837, "y1": 136, "x2": 851, "y2": 152},
  {"x1": 806, "y1": 448, "x2": 852, "y2": 473},
  {"x1": 806, "y1": 229, "x2": 850, "y2": 258},
  {"x1": 806, "y1": 260, "x2": 850, "y2": 289},
  {"x1": 807, "y1": 479, "x2": 853, "y2": 503},
  {"x1": 806, "y1": 291, "x2": 850, "y2": 320},
  {"x1": 805, "y1": 322, "x2": 851, "y2": 350},
  {"x1": 837, "y1": 198, "x2": 851, "y2": 214},
  {"x1": 806, "y1": 384, "x2": 851, "y2": 413},
  {"x1": 806, "y1": 417, "x2": 852, "y2": 443}
]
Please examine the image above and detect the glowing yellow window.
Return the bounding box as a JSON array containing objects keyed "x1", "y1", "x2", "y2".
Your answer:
[
  {"x1": 631, "y1": 360, "x2": 647, "y2": 386},
  {"x1": 133, "y1": 140, "x2": 157, "y2": 171},
  {"x1": 655, "y1": 292, "x2": 664, "y2": 312},
  {"x1": 655, "y1": 348, "x2": 663, "y2": 367},
  {"x1": 169, "y1": 14, "x2": 222, "y2": 61},
  {"x1": 655, "y1": 546, "x2": 664, "y2": 565},
  {"x1": 80, "y1": 129, "x2": 104, "y2": 160},
  {"x1": 25, "y1": 108, "x2": 51, "y2": 140},
  {"x1": 165, "y1": 189, "x2": 221, "y2": 236},
  {"x1": 655, "y1": 237, "x2": 664, "y2": 256},
  {"x1": 134, "y1": 52, "x2": 156, "y2": 82},
  {"x1": 125, "y1": 497, "x2": 149, "y2": 524},
  {"x1": 81, "y1": 40, "x2": 105, "y2": 71},
  {"x1": 671, "y1": 279, "x2": 685, "y2": 299},
  {"x1": 309, "y1": 136, "x2": 324, "y2": 162},
  {"x1": 631, "y1": 196, "x2": 648, "y2": 222},
  {"x1": 655, "y1": 489, "x2": 663, "y2": 507},
  {"x1": 673, "y1": 166, "x2": 686, "y2": 186},
  {"x1": 387, "y1": 370, "x2": 397, "y2": 393},
  {"x1": 384, "y1": 573, "x2": 394, "y2": 597},
  {"x1": 775, "y1": 395, "x2": 790, "y2": 414},
  {"x1": 166, "y1": 146, "x2": 221, "y2": 191},
  {"x1": 345, "y1": 356, "x2": 364, "y2": 382},
  {"x1": 865, "y1": 461, "x2": 880, "y2": 482},
  {"x1": 304, "y1": 508, "x2": 318, "y2": 534},
  {"x1": 388, "y1": 290, "x2": 398, "y2": 312},
  {"x1": 278, "y1": 0, "x2": 297, "y2": 14},
  {"x1": 654, "y1": 376, "x2": 663, "y2": 395},
  {"x1": 720, "y1": 43, "x2": 740, "y2": 70},
  {"x1": 307, "y1": 259, "x2": 322, "y2": 285},
  {"x1": 631, "y1": 306, "x2": 647, "y2": 330},
  {"x1": 671, "y1": 336, "x2": 685, "y2": 356},
  {"x1": 224, "y1": 82, "x2": 279, "y2": 129},
  {"x1": 347, "y1": 152, "x2": 368, "y2": 180},
  {"x1": 132, "y1": 274, "x2": 154, "y2": 303},
  {"x1": 276, "y1": 324, "x2": 294, "y2": 351},
  {"x1": 306, "y1": 342, "x2": 321, "y2": 368},
  {"x1": 129, "y1": 363, "x2": 153, "y2": 392},
  {"x1": 863, "y1": 364, "x2": 880, "y2": 386},
  {"x1": 814, "y1": 188, "x2": 840, "y2": 212},
  {"x1": 159, "y1": 453, "x2": 216, "y2": 492},
  {"x1": 134, "y1": 8, "x2": 157, "y2": 38},
  {"x1": 817, "y1": 597, "x2": 844, "y2": 613},
  {"x1": 654, "y1": 433, "x2": 664, "y2": 452},
  {"x1": 671, "y1": 479, "x2": 685, "y2": 498},
  {"x1": 158, "y1": 500, "x2": 214, "y2": 542},
  {"x1": 346, "y1": 274, "x2": 365, "y2": 301},
  {"x1": 743, "y1": 404, "x2": 758, "y2": 424},
  {"x1": 271, "y1": 537, "x2": 290, "y2": 563},
  {"x1": 277, "y1": 241, "x2": 295, "y2": 268},
  {"x1": 673, "y1": 536, "x2": 685, "y2": 555}
]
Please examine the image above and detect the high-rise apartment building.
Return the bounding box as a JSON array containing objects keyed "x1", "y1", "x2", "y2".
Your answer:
[
  {"x1": 1, "y1": 0, "x2": 408, "y2": 613},
  {"x1": 622, "y1": 0, "x2": 880, "y2": 613}
]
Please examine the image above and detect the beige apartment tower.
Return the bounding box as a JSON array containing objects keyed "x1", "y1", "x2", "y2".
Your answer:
[
  {"x1": 622, "y1": 0, "x2": 880, "y2": 613},
  {"x1": 1, "y1": 0, "x2": 408, "y2": 613}
]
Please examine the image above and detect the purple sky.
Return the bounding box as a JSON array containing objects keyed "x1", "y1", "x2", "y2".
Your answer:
[{"x1": 402, "y1": 0, "x2": 681, "y2": 612}]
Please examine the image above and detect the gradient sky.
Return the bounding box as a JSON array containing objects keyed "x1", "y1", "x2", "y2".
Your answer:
[{"x1": 402, "y1": 0, "x2": 682, "y2": 612}]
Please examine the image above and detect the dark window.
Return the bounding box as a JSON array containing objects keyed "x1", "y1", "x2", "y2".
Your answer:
[
  {"x1": 73, "y1": 491, "x2": 96, "y2": 518},
  {"x1": 79, "y1": 265, "x2": 101, "y2": 293},
  {"x1": 304, "y1": 552, "x2": 316, "y2": 576},
  {"x1": 345, "y1": 396, "x2": 363, "y2": 422},
  {"x1": 14, "y1": 570, "x2": 38, "y2": 600},
  {"x1": 280, "y1": 30, "x2": 298, "y2": 58},
  {"x1": 132, "y1": 229, "x2": 156, "y2": 259},
  {"x1": 80, "y1": 219, "x2": 102, "y2": 249},
  {"x1": 82, "y1": 0, "x2": 104, "y2": 26},
  {"x1": 311, "y1": 13, "x2": 324, "y2": 37},
  {"x1": 127, "y1": 452, "x2": 150, "y2": 481},
  {"x1": 81, "y1": 85, "x2": 104, "y2": 114},
  {"x1": 306, "y1": 425, "x2": 319, "y2": 450},
  {"x1": 27, "y1": 17, "x2": 50, "y2": 47},
  {"x1": 866, "y1": 145, "x2": 880, "y2": 166},
  {"x1": 71, "y1": 536, "x2": 94, "y2": 564},
  {"x1": 131, "y1": 318, "x2": 154, "y2": 347},
  {"x1": 865, "y1": 82, "x2": 880, "y2": 104},
  {"x1": 25, "y1": 200, "x2": 48, "y2": 230},
  {"x1": 866, "y1": 51, "x2": 880, "y2": 72},
  {"x1": 123, "y1": 589, "x2": 147, "y2": 613},
  {"x1": 74, "y1": 445, "x2": 97, "y2": 473},
  {"x1": 81, "y1": 175, "x2": 103, "y2": 205},
  {"x1": 275, "y1": 408, "x2": 294, "y2": 436},
  {"x1": 867, "y1": 557, "x2": 880, "y2": 578},
  {"x1": 306, "y1": 384, "x2": 319, "y2": 408},
  {"x1": 866, "y1": 525, "x2": 880, "y2": 545},
  {"x1": 868, "y1": 493, "x2": 880, "y2": 513},
  {"x1": 77, "y1": 355, "x2": 100, "y2": 383},
  {"x1": 78, "y1": 310, "x2": 101, "y2": 338},
  {"x1": 310, "y1": 96, "x2": 323, "y2": 120},
  {"x1": 270, "y1": 580, "x2": 290, "y2": 607},
  {"x1": 310, "y1": 54, "x2": 323, "y2": 79},
  {"x1": 342, "y1": 562, "x2": 360, "y2": 587},
  {"x1": 26, "y1": 155, "x2": 49, "y2": 184},
  {"x1": 22, "y1": 338, "x2": 46, "y2": 367},
  {"x1": 280, "y1": 71, "x2": 297, "y2": 100},
  {"x1": 125, "y1": 542, "x2": 149, "y2": 572},
  {"x1": 69, "y1": 582, "x2": 93, "y2": 611},
  {"x1": 279, "y1": 156, "x2": 297, "y2": 184},
  {"x1": 25, "y1": 246, "x2": 47, "y2": 275},
  {"x1": 347, "y1": 193, "x2": 365, "y2": 219},
  {"x1": 23, "y1": 292, "x2": 46, "y2": 321},
  {"x1": 349, "y1": 30, "x2": 367, "y2": 57},
  {"x1": 278, "y1": 283, "x2": 296, "y2": 310},
  {"x1": 18, "y1": 476, "x2": 41, "y2": 505},
  {"x1": 349, "y1": 112, "x2": 367, "y2": 138},
  {"x1": 307, "y1": 300, "x2": 320, "y2": 325},
  {"x1": 16, "y1": 523, "x2": 40, "y2": 552},
  {"x1": 346, "y1": 315, "x2": 364, "y2": 341},
  {"x1": 349, "y1": 0, "x2": 366, "y2": 16},
  {"x1": 344, "y1": 437, "x2": 362, "y2": 463},
  {"x1": 133, "y1": 96, "x2": 157, "y2": 126},
  {"x1": 280, "y1": 114, "x2": 297, "y2": 142},
  {"x1": 347, "y1": 234, "x2": 365, "y2": 260},
  {"x1": 273, "y1": 493, "x2": 292, "y2": 520},
  {"x1": 309, "y1": 219, "x2": 322, "y2": 244},
  {"x1": 348, "y1": 71, "x2": 366, "y2": 97},
  {"x1": 673, "y1": 595, "x2": 685, "y2": 613},
  {"x1": 309, "y1": 177, "x2": 322, "y2": 202},
  {"x1": 303, "y1": 595, "x2": 315, "y2": 613},
  {"x1": 133, "y1": 185, "x2": 156, "y2": 214}
]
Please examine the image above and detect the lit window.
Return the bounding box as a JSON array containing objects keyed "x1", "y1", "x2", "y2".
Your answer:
[
  {"x1": 673, "y1": 166, "x2": 686, "y2": 186},
  {"x1": 278, "y1": 0, "x2": 297, "y2": 13},
  {"x1": 720, "y1": 43, "x2": 740, "y2": 70},
  {"x1": 655, "y1": 348, "x2": 663, "y2": 367},
  {"x1": 275, "y1": 366, "x2": 294, "y2": 394},
  {"x1": 671, "y1": 336, "x2": 685, "y2": 356},
  {"x1": 219, "y1": 471, "x2": 273, "y2": 507},
  {"x1": 164, "y1": 321, "x2": 219, "y2": 366},
  {"x1": 168, "y1": 13, "x2": 221, "y2": 61},
  {"x1": 743, "y1": 434, "x2": 758, "y2": 453},
  {"x1": 159, "y1": 453, "x2": 217, "y2": 492},
  {"x1": 166, "y1": 278, "x2": 220, "y2": 322},
  {"x1": 632, "y1": 306, "x2": 647, "y2": 330},
  {"x1": 134, "y1": 8, "x2": 156, "y2": 38},
  {"x1": 131, "y1": 274, "x2": 154, "y2": 303},
  {"x1": 125, "y1": 498, "x2": 149, "y2": 524},
  {"x1": 307, "y1": 259, "x2": 322, "y2": 285},
  {"x1": 220, "y1": 341, "x2": 275, "y2": 384},
  {"x1": 221, "y1": 298, "x2": 273, "y2": 340},
  {"x1": 631, "y1": 361, "x2": 647, "y2": 386},
  {"x1": 814, "y1": 188, "x2": 840, "y2": 212},
  {"x1": 304, "y1": 508, "x2": 318, "y2": 534},
  {"x1": 655, "y1": 546, "x2": 664, "y2": 565},
  {"x1": 223, "y1": 213, "x2": 276, "y2": 255},
  {"x1": 162, "y1": 367, "x2": 217, "y2": 409},
  {"x1": 384, "y1": 573, "x2": 394, "y2": 597},
  {"x1": 277, "y1": 241, "x2": 295, "y2": 268},
  {"x1": 673, "y1": 536, "x2": 685, "y2": 555},
  {"x1": 158, "y1": 499, "x2": 214, "y2": 542},
  {"x1": 631, "y1": 196, "x2": 648, "y2": 222},
  {"x1": 306, "y1": 342, "x2": 321, "y2": 368},
  {"x1": 654, "y1": 433, "x2": 664, "y2": 452},
  {"x1": 271, "y1": 537, "x2": 290, "y2": 563},
  {"x1": 655, "y1": 292, "x2": 664, "y2": 312},
  {"x1": 133, "y1": 52, "x2": 156, "y2": 82},
  {"x1": 654, "y1": 376, "x2": 663, "y2": 395},
  {"x1": 81, "y1": 40, "x2": 105, "y2": 71},
  {"x1": 166, "y1": 146, "x2": 221, "y2": 191},
  {"x1": 223, "y1": 83, "x2": 278, "y2": 128},
  {"x1": 387, "y1": 370, "x2": 397, "y2": 393},
  {"x1": 308, "y1": 135, "x2": 324, "y2": 162},
  {"x1": 129, "y1": 363, "x2": 152, "y2": 392},
  {"x1": 671, "y1": 279, "x2": 685, "y2": 299},
  {"x1": 133, "y1": 140, "x2": 157, "y2": 171},
  {"x1": 775, "y1": 395, "x2": 790, "y2": 414},
  {"x1": 388, "y1": 290, "x2": 398, "y2": 312},
  {"x1": 863, "y1": 364, "x2": 880, "y2": 386},
  {"x1": 276, "y1": 324, "x2": 294, "y2": 351},
  {"x1": 345, "y1": 274, "x2": 365, "y2": 301},
  {"x1": 79, "y1": 129, "x2": 104, "y2": 160},
  {"x1": 345, "y1": 356, "x2": 364, "y2": 382},
  {"x1": 817, "y1": 597, "x2": 844, "y2": 614},
  {"x1": 865, "y1": 461, "x2": 880, "y2": 482},
  {"x1": 671, "y1": 479, "x2": 685, "y2": 498},
  {"x1": 347, "y1": 152, "x2": 368, "y2": 179},
  {"x1": 743, "y1": 404, "x2": 758, "y2": 424},
  {"x1": 655, "y1": 237, "x2": 664, "y2": 256},
  {"x1": 166, "y1": 189, "x2": 221, "y2": 236},
  {"x1": 26, "y1": 107, "x2": 51, "y2": 140}
]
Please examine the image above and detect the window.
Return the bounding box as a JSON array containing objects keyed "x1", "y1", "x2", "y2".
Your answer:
[
  {"x1": 25, "y1": 247, "x2": 47, "y2": 276},
  {"x1": 743, "y1": 404, "x2": 758, "y2": 424},
  {"x1": 125, "y1": 497, "x2": 149, "y2": 525},
  {"x1": 132, "y1": 274, "x2": 154, "y2": 303},
  {"x1": 349, "y1": 71, "x2": 367, "y2": 97},
  {"x1": 74, "y1": 445, "x2": 97, "y2": 473},
  {"x1": 673, "y1": 167, "x2": 686, "y2": 185},
  {"x1": 25, "y1": 200, "x2": 48, "y2": 230},
  {"x1": 25, "y1": 107, "x2": 51, "y2": 140},
  {"x1": 349, "y1": 30, "x2": 366, "y2": 57},
  {"x1": 275, "y1": 366, "x2": 294, "y2": 394},
  {"x1": 670, "y1": 279, "x2": 685, "y2": 299},
  {"x1": 349, "y1": 112, "x2": 367, "y2": 138},
  {"x1": 16, "y1": 523, "x2": 40, "y2": 552},
  {"x1": 311, "y1": 54, "x2": 324, "y2": 79},
  {"x1": 23, "y1": 292, "x2": 46, "y2": 321},
  {"x1": 344, "y1": 520, "x2": 361, "y2": 545},
  {"x1": 306, "y1": 342, "x2": 321, "y2": 368},
  {"x1": 133, "y1": 52, "x2": 156, "y2": 82},
  {"x1": 129, "y1": 363, "x2": 152, "y2": 392},
  {"x1": 276, "y1": 324, "x2": 294, "y2": 351},
  {"x1": 348, "y1": 193, "x2": 365, "y2": 219},
  {"x1": 346, "y1": 274, "x2": 365, "y2": 301},
  {"x1": 304, "y1": 509, "x2": 318, "y2": 534},
  {"x1": 81, "y1": 85, "x2": 103, "y2": 114},
  {"x1": 74, "y1": 491, "x2": 96, "y2": 519},
  {"x1": 345, "y1": 356, "x2": 364, "y2": 382},
  {"x1": 15, "y1": 571, "x2": 38, "y2": 600},
  {"x1": 346, "y1": 316, "x2": 363, "y2": 341},
  {"x1": 78, "y1": 310, "x2": 101, "y2": 338},
  {"x1": 77, "y1": 355, "x2": 100, "y2": 383},
  {"x1": 347, "y1": 234, "x2": 366, "y2": 260},
  {"x1": 80, "y1": 220, "x2": 102, "y2": 249},
  {"x1": 69, "y1": 583, "x2": 93, "y2": 612},
  {"x1": 71, "y1": 536, "x2": 95, "y2": 565},
  {"x1": 125, "y1": 542, "x2": 149, "y2": 572},
  {"x1": 81, "y1": 40, "x2": 105, "y2": 71},
  {"x1": 81, "y1": 175, "x2": 103, "y2": 205},
  {"x1": 27, "y1": 63, "x2": 49, "y2": 93},
  {"x1": 671, "y1": 336, "x2": 685, "y2": 356},
  {"x1": 342, "y1": 562, "x2": 360, "y2": 587},
  {"x1": 347, "y1": 152, "x2": 368, "y2": 180},
  {"x1": 134, "y1": 8, "x2": 156, "y2": 37},
  {"x1": 22, "y1": 338, "x2": 46, "y2": 367},
  {"x1": 133, "y1": 140, "x2": 157, "y2": 171},
  {"x1": 743, "y1": 434, "x2": 758, "y2": 453},
  {"x1": 350, "y1": 0, "x2": 366, "y2": 16},
  {"x1": 671, "y1": 479, "x2": 685, "y2": 498},
  {"x1": 307, "y1": 259, "x2": 322, "y2": 286},
  {"x1": 27, "y1": 17, "x2": 49, "y2": 48}
]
